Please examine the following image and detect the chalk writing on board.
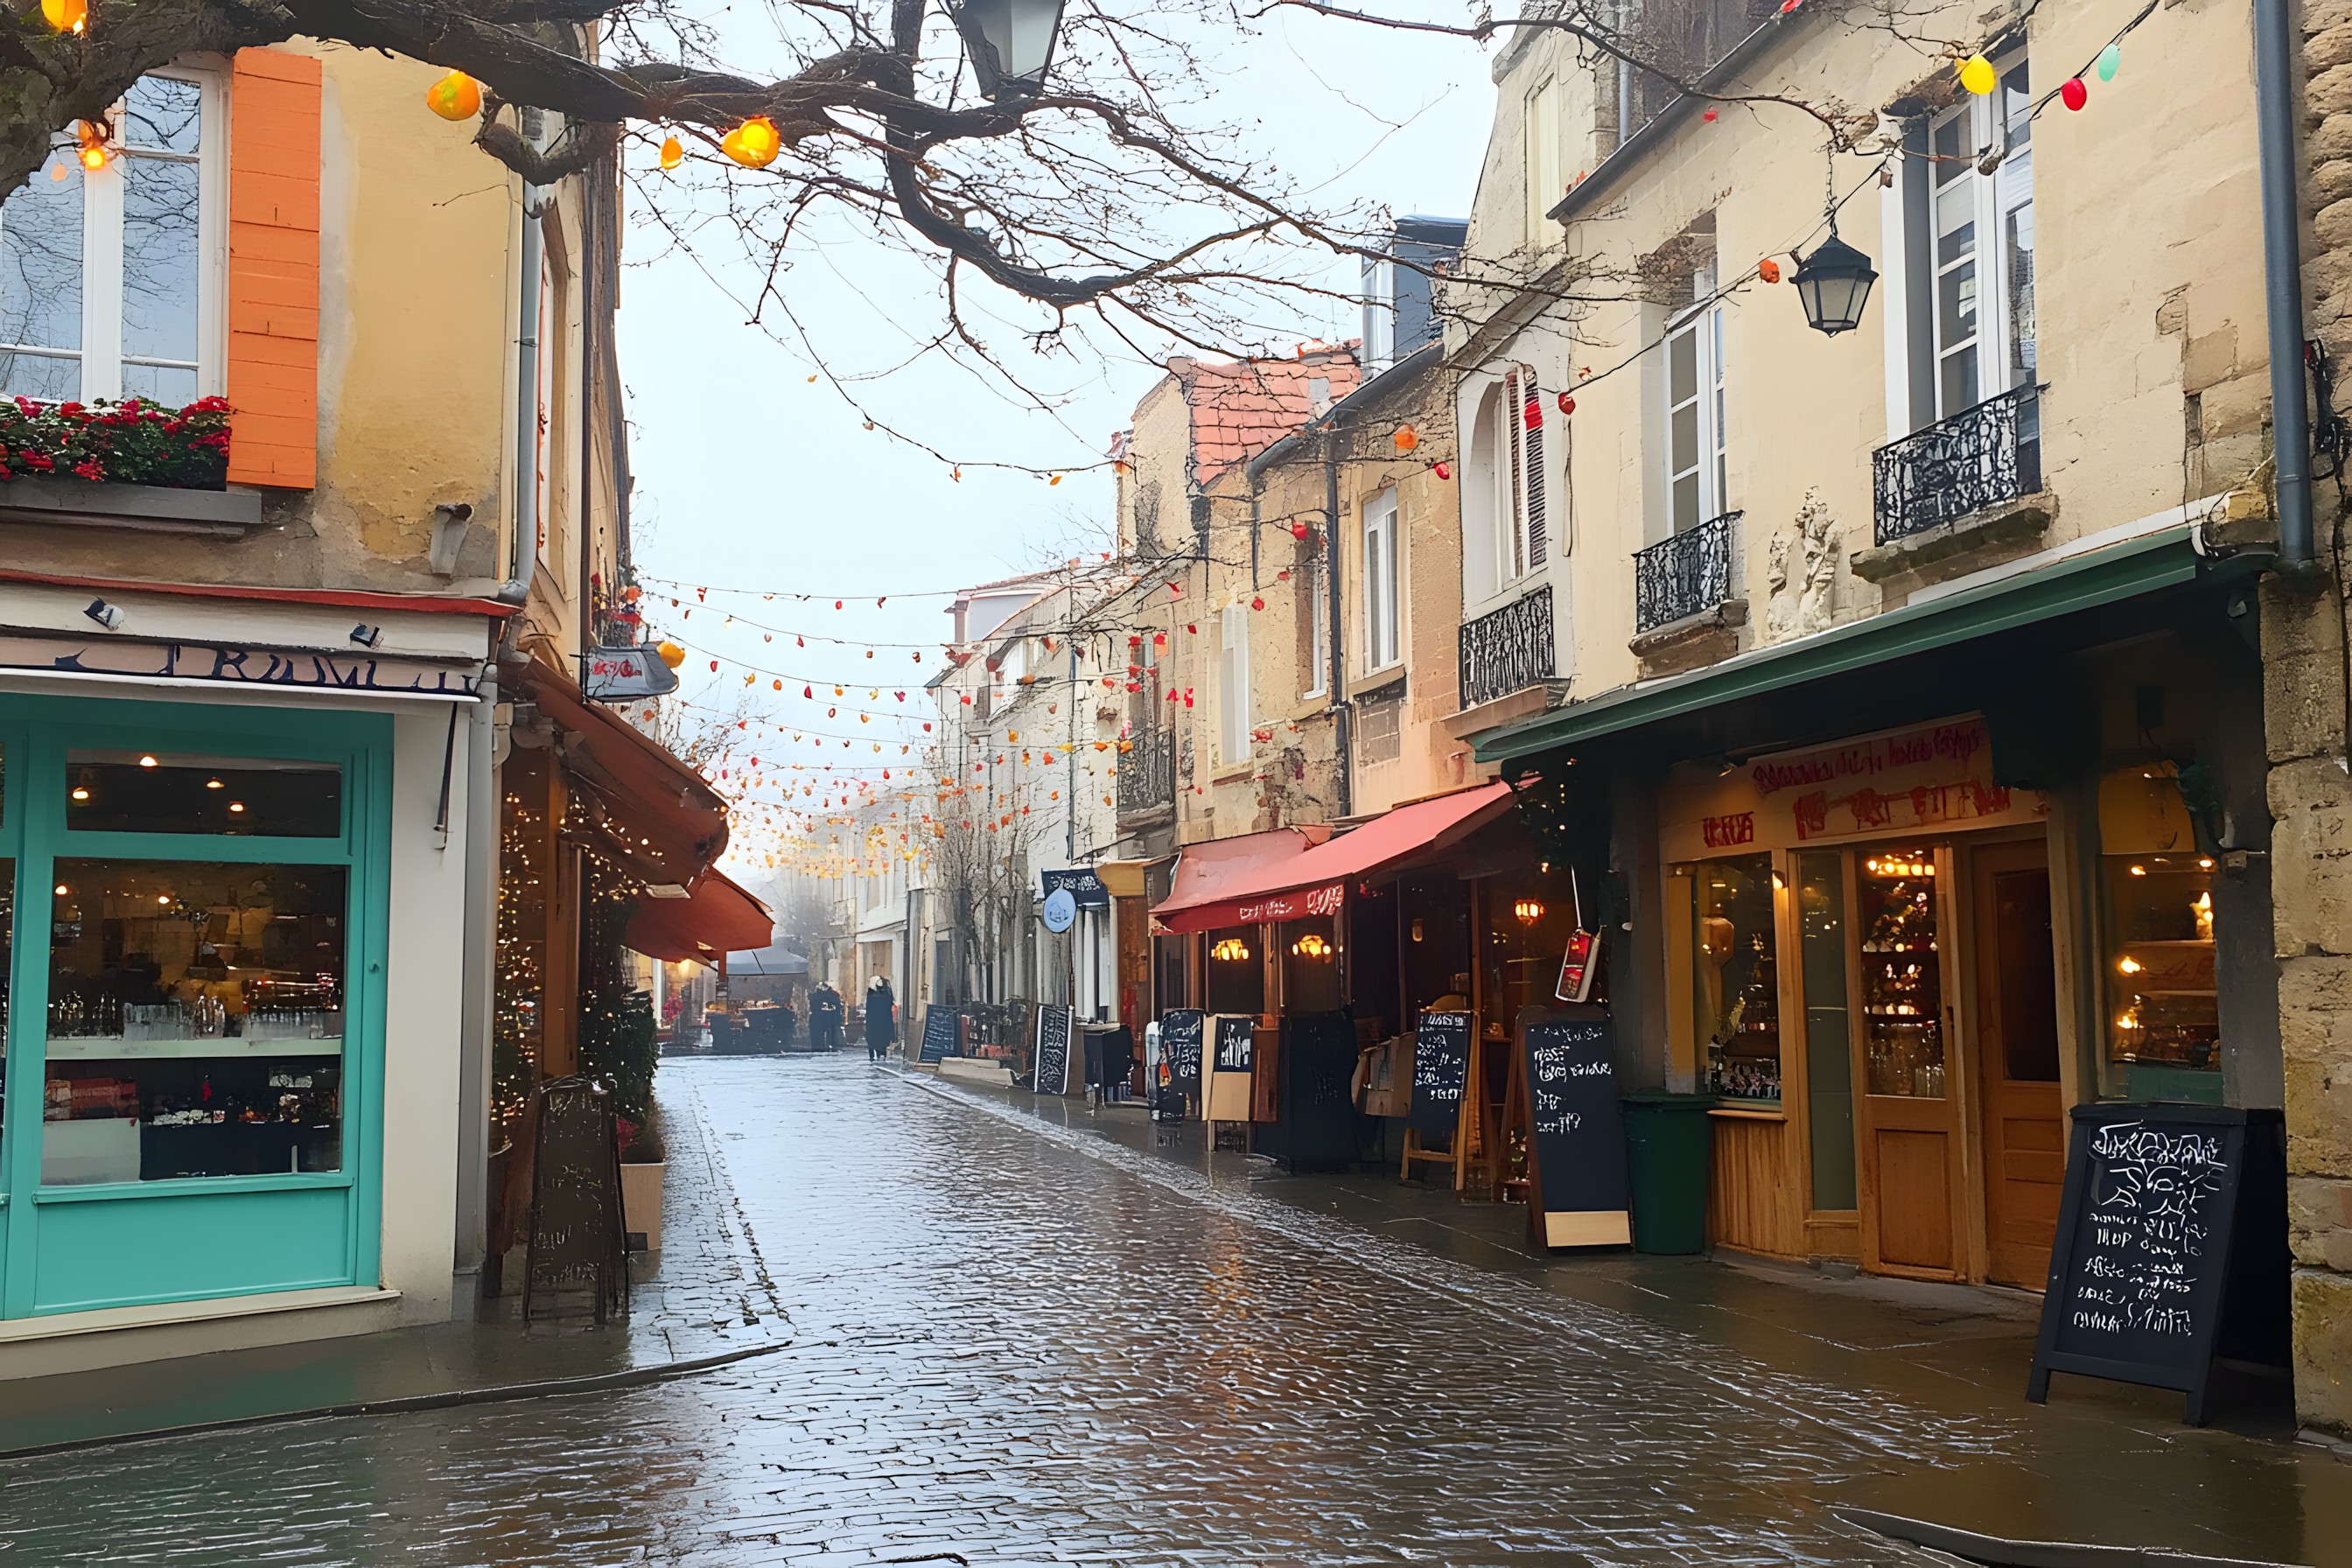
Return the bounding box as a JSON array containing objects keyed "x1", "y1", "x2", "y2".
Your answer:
[
  {"x1": 1409, "y1": 1012, "x2": 1472, "y2": 1137},
  {"x1": 2068, "y1": 1122, "x2": 2226, "y2": 1338},
  {"x1": 1213, "y1": 1014, "x2": 1254, "y2": 1074},
  {"x1": 1159, "y1": 1010, "x2": 1205, "y2": 1093},
  {"x1": 1034, "y1": 1006, "x2": 1074, "y2": 1095}
]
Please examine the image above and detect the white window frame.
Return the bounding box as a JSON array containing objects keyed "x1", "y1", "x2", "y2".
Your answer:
[
  {"x1": 1524, "y1": 78, "x2": 1561, "y2": 248},
  {"x1": 1362, "y1": 487, "x2": 1401, "y2": 674},
  {"x1": 1920, "y1": 51, "x2": 2034, "y2": 425},
  {"x1": 1492, "y1": 367, "x2": 1547, "y2": 585},
  {"x1": 1, "y1": 66, "x2": 228, "y2": 405},
  {"x1": 1303, "y1": 557, "x2": 1328, "y2": 698},
  {"x1": 1219, "y1": 603, "x2": 1250, "y2": 765},
  {"x1": 1662, "y1": 262, "x2": 1725, "y2": 535}
]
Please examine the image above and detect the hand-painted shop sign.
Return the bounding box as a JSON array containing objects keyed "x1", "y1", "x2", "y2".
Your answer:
[
  {"x1": 583, "y1": 643, "x2": 679, "y2": 700},
  {"x1": 1040, "y1": 867, "x2": 1110, "y2": 907},
  {"x1": 1662, "y1": 715, "x2": 2045, "y2": 858},
  {"x1": 1233, "y1": 880, "x2": 1345, "y2": 924},
  {"x1": 0, "y1": 635, "x2": 480, "y2": 696}
]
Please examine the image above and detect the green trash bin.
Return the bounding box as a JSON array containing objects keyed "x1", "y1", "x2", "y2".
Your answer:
[{"x1": 1620, "y1": 1092, "x2": 1715, "y2": 1254}]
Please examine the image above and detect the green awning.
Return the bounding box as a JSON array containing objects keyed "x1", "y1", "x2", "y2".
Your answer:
[{"x1": 1474, "y1": 525, "x2": 2233, "y2": 766}]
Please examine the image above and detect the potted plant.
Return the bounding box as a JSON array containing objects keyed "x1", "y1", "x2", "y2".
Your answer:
[{"x1": 618, "y1": 1108, "x2": 667, "y2": 1253}]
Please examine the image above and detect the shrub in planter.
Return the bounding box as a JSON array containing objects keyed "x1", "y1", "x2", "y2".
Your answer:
[{"x1": 0, "y1": 395, "x2": 233, "y2": 489}]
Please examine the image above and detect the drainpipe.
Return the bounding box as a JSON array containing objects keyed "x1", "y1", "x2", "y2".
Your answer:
[
  {"x1": 451, "y1": 652, "x2": 500, "y2": 1305},
  {"x1": 2257, "y1": 0, "x2": 2315, "y2": 570},
  {"x1": 511, "y1": 115, "x2": 545, "y2": 585}
]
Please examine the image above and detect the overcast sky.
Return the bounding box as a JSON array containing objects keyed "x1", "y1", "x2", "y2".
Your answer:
[{"x1": 613, "y1": 3, "x2": 1499, "y2": 874}]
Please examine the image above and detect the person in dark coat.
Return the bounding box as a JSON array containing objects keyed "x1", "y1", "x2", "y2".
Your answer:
[
  {"x1": 864, "y1": 976, "x2": 898, "y2": 1060},
  {"x1": 808, "y1": 981, "x2": 845, "y2": 1052}
]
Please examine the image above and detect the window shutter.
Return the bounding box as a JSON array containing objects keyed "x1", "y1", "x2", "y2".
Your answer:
[
  {"x1": 226, "y1": 48, "x2": 320, "y2": 489},
  {"x1": 1522, "y1": 387, "x2": 1548, "y2": 562},
  {"x1": 1502, "y1": 369, "x2": 1525, "y2": 577}
]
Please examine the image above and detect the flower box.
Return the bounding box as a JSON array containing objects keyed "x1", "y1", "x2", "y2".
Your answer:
[{"x1": 0, "y1": 475, "x2": 263, "y2": 536}]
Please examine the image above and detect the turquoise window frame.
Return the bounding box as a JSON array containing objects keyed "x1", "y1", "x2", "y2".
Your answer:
[{"x1": 0, "y1": 693, "x2": 391, "y2": 1319}]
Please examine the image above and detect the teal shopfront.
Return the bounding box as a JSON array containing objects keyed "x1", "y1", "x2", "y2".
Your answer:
[{"x1": 0, "y1": 692, "x2": 390, "y2": 1320}]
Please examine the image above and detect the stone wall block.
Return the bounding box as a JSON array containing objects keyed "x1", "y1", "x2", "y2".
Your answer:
[
  {"x1": 2311, "y1": 63, "x2": 2352, "y2": 121},
  {"x1": 2313, "y1": 18, "x2": 2352, "y2": 72},
  {"x1": 2289, "y1": 1174, "x2": 2352, "y2": 1270},
  {"x1": 2196, "y1": 373, "x2": 2271, "y2": 439},
  {"x1": 2292, "y1": 1270, "x2": 2352, "y2": 1437},
  {"x1": 2269, "y1": 768, "x2": 2352, "y2": 956},
  {"x1": 2308, "y1": 112, "x2": 2352, "y2": 168}
]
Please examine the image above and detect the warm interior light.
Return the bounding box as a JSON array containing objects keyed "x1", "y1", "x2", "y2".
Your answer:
[
  {"x1": 2197, "y1": 857, "x2": 2215, "y2": 870},
  {"x1": 1513, "y1": 898, "x2": 1545, "y2": 926},
  {"x1": 2128, "y1": 864, "x2": 2147, "y2": 878},
  {"x1": 228, "y1": 802, "x2": 247, "y2": 814},
  {"x1": 2118, "y1": 956, "x2": 2143, "y2": 975},
  {"x1": 1410, "y1": 918, "x2": 1425, "y2": 943},
  {"x1": 1210, "y1": 936, "x2": 1250, "y2": 962},
  {"x1": 206, "y1": 777, "x2": 224, "y2": 789},
  {"x1": 53, "y1": 883, "x2": 67, "y2": 895},
  {"x1": 70, "y1": 786, "x2": 88, "y2": 801},
  {"x1": 1291, "y1": 932, "x2": 1332, "y2": 959},
  {"x1": 137, "y1": 754, "x2": 158, "y2": 768}
]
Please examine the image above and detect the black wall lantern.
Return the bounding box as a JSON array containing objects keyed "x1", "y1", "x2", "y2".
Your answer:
[
  {"x1": 1792, "y1": 223, "x2": 1878, "y2": 337},
  {"x1": 950, "y1": 0, "x2": 1069, "y2": 101}
]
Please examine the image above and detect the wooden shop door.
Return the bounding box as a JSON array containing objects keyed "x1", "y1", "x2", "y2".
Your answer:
[
  {"x1": 1970, "y1": 840, "x2": 2066, "y2": 1289},
  {"x1": 1851, "y1": 844, "x2": 1966, "y2": 1279}
]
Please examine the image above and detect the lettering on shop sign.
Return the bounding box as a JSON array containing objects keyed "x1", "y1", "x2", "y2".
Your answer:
[
  {"x1": 2030, "y1": 1105, "x2": 2285, "y2": 1425},
  {"x1": 919, "y1": 1007, "x2": 961, "y2": 1064},
  {"x1": 1518, "y1": 1010, "x2": 1630, "y2": 1250},
  {"x1": 1748, "y1": 720, "x2": 1987, "y2": 797},
  {"x1": 1032, "y1": 1005, "x2": 1074, "y2": 1096},
  {"x1": 0, "y1": 636, "x2": 481, "y2": 696},
  {"x1": 1158, "y1": 1009, "x2": 1205, "y2": 1097},
  {"x1": 1212, "y1": 1013, "x2": 1256, "y2": 1074},
  {"x1": 1409, "y1": 1011, "x2": 1473, "y2": 1137},
  {"x1": 1700, "y1": 812, "x2": 1754, "y2": 849},
  {"x1": 1234, "y1": 881, "x2": 1345, "y2": 923}
]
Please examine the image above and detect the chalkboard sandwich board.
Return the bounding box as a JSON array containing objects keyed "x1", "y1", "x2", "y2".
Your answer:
[
  {"x1": 918, "y1": 1007, "x2": 961, "y2": 1065},
  {"x1": 1517, "y1": 1006, "x2": 1631, "y2": 1250},
  {"x1": 2028, "y1": 1103, "x2": 2288, "y2": 1425},
  {"x1": 1033, "y1": 1005, "x2": 1074, "y2": 1096},
  {"x1": 1205, "y1": 1013, "x2": 1256, "y2": 1125},
  {"x1": 1409, "y1": 1011, "x2": 1473, "y2": 1137},
  {"x1": 524, "y1": 1075, "x2": 628, "y2": 1324},
  {"x1": 1157, "y1": 1008, "x2": 1204, "y2": 1116}
]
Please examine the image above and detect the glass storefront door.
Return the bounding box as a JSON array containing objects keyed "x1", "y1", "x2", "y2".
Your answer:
[
  {"x1": 0, "y1": 696, "x2": 388, "y2": 1320},
  {"x1": 1849, "y1": 844, "x2": 1965, "y2": 1278}
]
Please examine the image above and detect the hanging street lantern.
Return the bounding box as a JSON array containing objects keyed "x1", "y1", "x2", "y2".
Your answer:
[
  {"x1": 1792, "y1": 224, "x2": 1878, "y2": 337},
  {"x1": 950, "y1": 0, "x2": 1069, "y2": 101}
]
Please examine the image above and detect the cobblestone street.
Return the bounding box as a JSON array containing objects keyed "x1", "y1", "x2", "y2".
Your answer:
[{"x1": 0, "y1": 1057, "x2": 2318, "y2": 1566}]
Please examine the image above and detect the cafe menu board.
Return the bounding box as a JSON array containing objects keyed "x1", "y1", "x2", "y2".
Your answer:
[
  {"x1": 525, "y1": 1076, "x2": 626, "y2": 1321},
  {"x1": 1032, "y1": 1005, "x2": 1074, "y2": 1096},
  {"x1": 1158, "y1": 1009, "x2": 1205, "y2": 1099},
  {"x1": 1212, "y1": 1014, "x2": 1256, "y2": 1074},
  {"x1": 918, "y1": 1007, "x2": 960, "y2": 1064},
  {"x1": 2029, "y1": 1104, "x2": 2283, "y2": 1424},
  {"x1": 1409, "y1": 1011, "x2": 1473, "y2": 1137},
  {"x1": 1518, "y1": 1008, "x2": 1631, "y2": 1250}
]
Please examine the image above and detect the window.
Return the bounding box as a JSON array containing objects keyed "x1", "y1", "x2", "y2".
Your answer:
[
  {"x1": 1360, "y1": 254, "x2": 1395, "y2": 374},
  {"x1": 1218, "y1": 603, "x2": 1250, "y2": 765},
  {"x1": 1663, "y1": 262, "x2": 1726, "y2": 534},
  {"x1": 1363, "y1": 488, "x2": 1401, "y2": 671},
  {"x1": 2101, "y1": 766, "x2": 2217, "y2": 1075},
  {"x1": 1913, "y1": 53, "x2": 2035, "y2": 428},
  {"x1": 1302, "y1": 559, "x2": 1328, "y2": 698},
  {"x1": 46, "y1": 861, "x2": 347, "y2": 1185},
  {"x1": 1493, "y1": 367, "x2": 1548, "y2": 584},
  {"x1": 66, "y1": 751, "x2": 342, "y2": 837},
  {"x1": 1524, "y1": 78, "x2": 1561, "y2": 246},
  {"x1": 0, "y1": 70, "x2": 222, "y2": 404},
  {"x1": 1693, "y1": 853, "x2": 1779, "y2": 1101}
]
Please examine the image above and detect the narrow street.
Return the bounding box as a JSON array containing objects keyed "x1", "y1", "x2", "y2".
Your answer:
[{"x1": 0, "y1": 1056, "x2": 2127, "y2": 1567}]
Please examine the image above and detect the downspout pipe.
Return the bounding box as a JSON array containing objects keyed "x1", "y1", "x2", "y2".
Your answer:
[
  {"x1": 511, "y1": 114, "x2": 545, "y2": 586},
  {"x1": 1325, "y1": 426, "x2": 1352, "y2": 817},
  {"x1": 2257, "y1": 0, "x2": 2316, "y2": 570}
]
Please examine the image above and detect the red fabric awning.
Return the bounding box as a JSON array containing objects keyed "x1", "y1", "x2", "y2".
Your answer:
[
  {"x1": 626, "y1": 868, "x2": 774, "y2": 963},
  {"x1": 1150, "y1": 826, "x2": 1329, "y2": 934},
  {"x1": 1151, "y1": 782, "x2": 1515, "y2": 934}
]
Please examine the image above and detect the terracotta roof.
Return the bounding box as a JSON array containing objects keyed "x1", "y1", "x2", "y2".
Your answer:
[{"x1": 1171, "y1": 343, "x2": 1362, "y2": 487}]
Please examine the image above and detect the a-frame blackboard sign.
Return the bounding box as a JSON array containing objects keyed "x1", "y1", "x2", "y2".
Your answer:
[
  {"x1": 918, "y1": 1007, "x2": 961, "y2": 1064},
  {"x1": 1032, "y1": 1004, "x2": 1074, "y2": 1095},
  {"x1": 2028, "y1": 1103, "x2": 2288, "y2": 1425},
  {"x1": 1516, "y1": 1005, "x2": 1631, "y2": 1250}
]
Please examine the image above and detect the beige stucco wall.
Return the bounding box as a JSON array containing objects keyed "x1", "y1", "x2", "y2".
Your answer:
[{"x1": 1460, "y1": 0, "x2": 2271, "y2": 707}]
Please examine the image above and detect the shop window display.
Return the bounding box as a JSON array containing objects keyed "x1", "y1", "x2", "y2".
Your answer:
[
  {"x1": 1692, "y1": 854, "x2": 1779, "y2": 1101},
  {"x1": 1858, "y1": 849, "x2": 1944, "y2": 1096},
  {"x1": 44, "y1": 860, "x2": 346, "y2": 1185},
  {"x1": 1796, "y1": 851, "x2": 1856, "y2": 1208},
  {"x1": 66, "y1": 749, "x2": 342, "y2": 837},
  {"x1": 2105, "y1": 851, "x2": 2218, "y2": 1071}
]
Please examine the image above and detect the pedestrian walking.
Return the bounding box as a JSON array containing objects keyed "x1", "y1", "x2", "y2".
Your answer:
[
  {"x1": 864, "y1": 976, "x2": 898, "y2": 1060},
  {"x1": 808, "y1": 980, "x2": 845, "y2": 1053}
]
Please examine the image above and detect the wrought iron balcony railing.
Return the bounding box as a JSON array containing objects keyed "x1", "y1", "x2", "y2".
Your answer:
[
  {"x1": 1458, "y1": 584, "x2": 1555, "y2": 710},
  {"x1": 1872, "y1": 385, "x2": 2043, "y2": 546},
  {"x1": 1116, "y1": 727, "x2": 1176, "y2": 818},
  {"x1": 1634, "y1": 510, "x2": 1739, "y2": 634}
]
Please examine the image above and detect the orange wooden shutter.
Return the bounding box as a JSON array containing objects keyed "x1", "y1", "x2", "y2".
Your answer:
[{"x1": 225, "y1": 47, "x2": 320, "y2": 489}]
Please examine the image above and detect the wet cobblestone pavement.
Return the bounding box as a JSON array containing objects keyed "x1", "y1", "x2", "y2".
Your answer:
[{"x1": 0, "y1": 1057, "x2": 2182, "y2": 1565}]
